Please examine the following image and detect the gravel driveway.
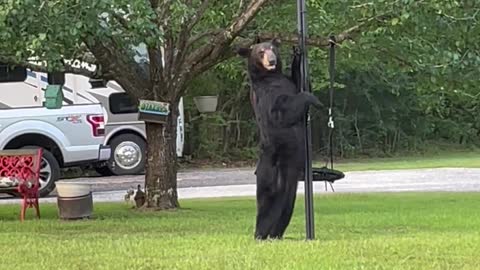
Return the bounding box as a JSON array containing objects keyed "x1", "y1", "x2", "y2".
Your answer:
[
  {"x1": 61, "y1": 167, "x2": 480, "y2": 192},
  {"x1": 1, "y1": 167, "x2": 480, "y2": 204}
]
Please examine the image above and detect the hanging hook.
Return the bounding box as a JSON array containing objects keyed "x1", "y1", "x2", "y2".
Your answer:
[{"x1": 328, "y1": 35, "x2": 337, "y2": 46}]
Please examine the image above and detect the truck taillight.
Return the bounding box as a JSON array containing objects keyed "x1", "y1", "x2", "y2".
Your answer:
[{"x1": 87, "y1": 114, "x2": 105, "y2": 137}]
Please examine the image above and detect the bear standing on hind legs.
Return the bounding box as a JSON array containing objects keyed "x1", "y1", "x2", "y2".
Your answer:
[{"x1": 237, "y1": 39, "x2": 321, "y2": 240}]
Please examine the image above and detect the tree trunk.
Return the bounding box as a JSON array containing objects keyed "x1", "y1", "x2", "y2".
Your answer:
[{"x1": 144, "y1": 107, "x2": 179, "y2": 210}]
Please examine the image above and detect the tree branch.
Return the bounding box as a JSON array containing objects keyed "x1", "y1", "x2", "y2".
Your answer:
[
  {"x1": 256, "y1": 12, "x2": 394, "y2": 47},
  {"x1": 149, "y1": 0, "x2": 159, "y2": 9},
  {"x1": 172, "y1": 1, "x2": 211, "y2": 86},
  {"x1": 223, "y1": 0, "x2": 269, "y2": 42},
  {"x1": 147, "y1": 46, "x2": 164, "y2": 100},
  {"x1": 84, "y1": 38, "x2": 151, "y2": 99},
  {"x1": 112, "y1": 12, "x2": 130, "y2": 30},
  {"x1": 184, "y1": 0, "x2": 269, "y2": 85},
  {"x1": 186, "y1": 10, "x2": 397, "y2": 80},
  {"x1": 234, "y1": 0, "x2": 247, "y2": 18},
  {"x1": 372, "y1": 46, "x2": 414, "y2": 68},
  {"x1": 149, "y1": 0, "x2": 170, "y2": 27},
  {"x1": 179, "y1": 0, "x2": 404, "y2": 101},
  {"x1": 186, "y1": 29, "x2": 223, "y2": 48},
  {"x1": 186, "y1": 0, "x2": 210, "y2": 33}
]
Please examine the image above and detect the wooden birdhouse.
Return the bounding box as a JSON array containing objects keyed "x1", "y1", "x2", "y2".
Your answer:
[
  {"x1": 137, "y1": 99, "x2": 170, "y2": 124},
  {"x1": 43, "y1": 85, "x2": 63, "y2": 109}
]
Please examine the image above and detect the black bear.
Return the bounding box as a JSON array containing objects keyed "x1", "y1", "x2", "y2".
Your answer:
[{"x1": 237, "y1": 39, "x2": 321, "y2": 240}]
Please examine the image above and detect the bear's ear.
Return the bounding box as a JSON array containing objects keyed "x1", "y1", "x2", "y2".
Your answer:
[
  {"x1": 272, "y1": 38, "x2": 281, "y2": 48},
  {"x1": 236, "y1": 46, "x2": 251, "y2": 58}
]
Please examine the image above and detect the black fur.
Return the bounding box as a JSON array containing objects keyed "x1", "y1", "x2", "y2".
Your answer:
[{"x1": 237, "y1": 40, "x2": 321, "y2": 240}]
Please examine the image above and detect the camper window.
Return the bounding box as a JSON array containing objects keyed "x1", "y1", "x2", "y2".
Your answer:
[
  {"x1": 0, "y1": 63, "x2": 27, "y2": 82},
  {"x1": 89, "y1": 78, "x2": 107, "y2": 88},
  {"x1": 109, "y1": 93, "x2": 138, "y2": 114},
  {"x1": 47, "y1": 71, "x2": 65, "y2": 85}
]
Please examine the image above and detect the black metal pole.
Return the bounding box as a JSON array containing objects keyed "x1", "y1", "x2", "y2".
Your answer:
[
  {"x1": 297, "y1": 0, "x2": 315, "y2": 240},
  {"x1": 328, "y1": 36, "x2": 336, "y2": 170}
]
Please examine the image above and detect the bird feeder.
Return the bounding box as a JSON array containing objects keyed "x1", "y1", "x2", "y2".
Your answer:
[
  {"x1": 138, "y1": 99, "x2": 170, "y2": 124},
  {"x1": 43, "y1": 85, "x2": 63, "y2": 109},
  {"x1": 193, "y1": 96, "x2": 218, "y2": 113}
]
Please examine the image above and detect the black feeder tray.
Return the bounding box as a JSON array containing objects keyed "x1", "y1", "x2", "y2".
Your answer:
[{"x1": 299, "y1": 167, "x2": 345, "y2": 192}]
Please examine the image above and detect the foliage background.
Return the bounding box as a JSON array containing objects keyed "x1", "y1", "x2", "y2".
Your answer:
[
  {"x1": 183, "y1": 0, "x2": 480, "y2": 163},
  {"x1": 1, "y1": 0, "x2": 478, "y2": 163}
]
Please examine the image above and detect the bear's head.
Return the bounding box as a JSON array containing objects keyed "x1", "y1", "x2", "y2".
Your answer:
[{"x1": 237, "y1": 39, "x2": 282, "y2": 75}]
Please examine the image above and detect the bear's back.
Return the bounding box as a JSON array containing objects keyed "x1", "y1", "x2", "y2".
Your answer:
[{"x1": 251, "y1": 72, "x2": 304, "y2": 149}]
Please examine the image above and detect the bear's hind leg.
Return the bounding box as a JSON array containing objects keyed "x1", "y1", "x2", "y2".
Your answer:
[
  {"x1": 255, "y1": 187, "x2": 277, "y2": 240},
  {"x1": 269, "y1": 166, "x2": 300, "y2": 239},
  {"x1": 254, "y1": 154, "x2": 285, "y2": 240}
]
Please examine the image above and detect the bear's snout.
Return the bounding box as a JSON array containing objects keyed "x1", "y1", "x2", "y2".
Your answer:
[{"x1": 262, "y1": 50, "x2": 277, "y2": 70}]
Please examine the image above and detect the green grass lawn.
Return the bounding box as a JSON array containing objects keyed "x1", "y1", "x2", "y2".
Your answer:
[
  {"x1": 1, "y1": 193, "x2": 480, "y2": 269},
  {"x1": 316, "y1": 151, "x2": 480, "y2": 172}
]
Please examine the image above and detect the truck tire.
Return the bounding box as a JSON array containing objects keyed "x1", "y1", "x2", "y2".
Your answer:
[
  {"x1": 21, "y1": 146, "x2": 60, "y2": 197},
  {"x1": 106, "y1": 134, "x2": 146, "y2": 175}
]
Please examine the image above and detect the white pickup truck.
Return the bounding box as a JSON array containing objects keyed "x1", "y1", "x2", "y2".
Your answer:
[
  {"x1": 0, "y1": 104, "x2": 111, "y2": 197},
  {"x1": 1, "y1": 62, "x2": 185, "y2": 176}
]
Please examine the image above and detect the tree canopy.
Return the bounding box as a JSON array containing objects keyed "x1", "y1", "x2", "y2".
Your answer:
[{"x1": 1, "y1": 0, "x2": 479, "y2": 207}]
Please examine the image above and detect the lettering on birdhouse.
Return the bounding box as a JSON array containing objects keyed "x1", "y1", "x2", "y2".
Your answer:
[{"x1": 138, "y1": 99, "x2": 170, "y2": 124}]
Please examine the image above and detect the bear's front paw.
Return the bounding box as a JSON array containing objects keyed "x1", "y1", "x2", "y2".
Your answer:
[
  {"x1": 292, "y1": 46, "x2": 301, "y2": 56},
  {"x1": 270, "y1": 105, "x2": 281, "y2": 114},
  {"x1": 301, "y1": 92, "x2": 322, "y2": 108}
]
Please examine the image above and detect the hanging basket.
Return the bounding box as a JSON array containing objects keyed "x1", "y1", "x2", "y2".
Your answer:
[
  {"x1": 137, "y1": 99, "x2": 170, "y2": 124},
  {"x1": 193, "y1": 96, "x2": 218, "y2": 113}
]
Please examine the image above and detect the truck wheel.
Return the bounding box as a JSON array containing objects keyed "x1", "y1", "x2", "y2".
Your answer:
[
  {"x1": 108, "y1": 134, "x2": 146, "y2": 175},
  {"x1": 21, "y1": 146, "x2": 60, "y2": 197}
]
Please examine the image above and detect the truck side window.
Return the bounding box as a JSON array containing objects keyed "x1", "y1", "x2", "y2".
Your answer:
[
  {"x1": 0, "y1": 63, "x2": 27, "y2": 82},
  {"x1": 109, "y1": 93, "x2": 138, "y2": 114}
]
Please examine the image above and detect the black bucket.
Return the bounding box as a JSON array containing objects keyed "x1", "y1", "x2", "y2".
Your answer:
[{"x1": 57, "y1": 192, "x2": 93, "y2": 220}]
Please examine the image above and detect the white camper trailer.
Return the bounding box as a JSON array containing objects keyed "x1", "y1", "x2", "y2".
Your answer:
[
  {"x1": 0, "y1": 64, "x2": 111, "y2": 197},
  {"x1": 0, "y1": 68, "x2": 185, "y2": 176}
]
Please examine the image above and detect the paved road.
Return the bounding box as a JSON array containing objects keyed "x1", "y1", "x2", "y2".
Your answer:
[{"x1": 1, "y1": 167, "x2": 480, "y2": 204}]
